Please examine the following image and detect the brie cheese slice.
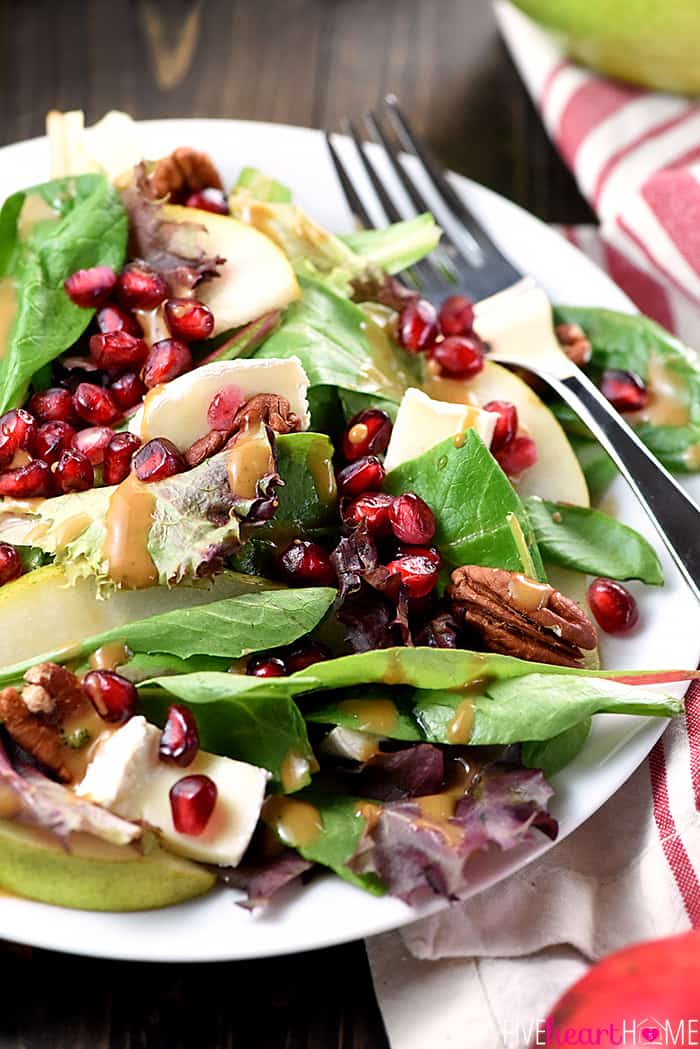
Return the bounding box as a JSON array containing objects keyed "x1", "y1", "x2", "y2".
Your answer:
[{"x1": 384, "y1": 387, "x2": 498, "y2": 472}]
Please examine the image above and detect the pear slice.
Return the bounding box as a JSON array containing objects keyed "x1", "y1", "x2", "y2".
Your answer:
[
  {"x1": 163, "y1": 203, "x2": 300, "y2": 334},
  {"x1": 422, "y1": 361, "x2": 590, "y2": 506},
  {"x1": 0, "y1": 820, "x2": 214, "y2": 911},
  {"x1": 0, "y1": 564, "x2": 280, "y2": 667}
]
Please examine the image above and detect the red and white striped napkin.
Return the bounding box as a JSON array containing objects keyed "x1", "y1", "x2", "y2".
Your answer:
[{"x1": 368, "y1": 5, "x2": 700, "y2": 1045}]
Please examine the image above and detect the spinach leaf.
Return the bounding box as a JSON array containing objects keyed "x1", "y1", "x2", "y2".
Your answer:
[
  {"x1": 141, "y1": 683, "x2": 313, "y2": 790},
  {"x1": 0, "y1": 587, "x2": 336, "y2": 685},
  {"x1": 385, "y1": 429, "x2": 545, "y2": 579},
  {"x1": 414, "y1": 675, "x2": 680, "y2": 746},
  {"x1": 338, "y1": 389, "x2": 399, "y2": 424},
  {"x1": 553, "y1": 306, "x2": 700, "y2": 473},
  {"x1": 524, "y1": 497, "x2": 663, "y2": 585},
  {"x1": 254, "y1": 277, "x2": 418, "y2": 410},
  {"x1": 0, "y1": 175, "x2": 128, "y2": 413},
  {"x1": 148, "y1": 647, "x2": 685, "y2": 705},
  {"x1": 521, "y1": 720, "x2": 592, "y2": 777},
  {"x1": 568, "y1": 435, "x2": 617, "y2": 502},
  {"x1": 264, "y1": 790, "x2": 383, "y2": 892}
]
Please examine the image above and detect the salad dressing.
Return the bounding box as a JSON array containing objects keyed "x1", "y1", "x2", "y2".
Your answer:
[
  {"x1": 89, "y1": 641, "x2": 130, "y2": 671},
  {"x1": 53, "y1": 513, "x2": 91, "y2": 548},
  {"x1": 280, "y1": 749, "x2": 311, "y2": 793},
  {"x1": 360, "y1": 320, "x2": 413, "y2": 402},
  {"x1": 134, "y1": 305, "x2": 169, "y2": 348},
  {"x1": 413, "y1": 757, "x2": 477, "y2": 842},
  {"x1": 306, "y1": 442, "x2": 337, "y2": 506},
  {"x1": 60, "y1": 706, "x2": 114, "y2": 782},
  {"x1": 0, "y1": 278, "x2": 17, "y2": 358},
  {"x1": 683, "y1": 444, "x2": 700, "y2": 470},
  {"x1": 18, "y1": 193, "x2": 58, "y2": 239},
  {"x1": 382, "y1": 650, "x2": 407, "y2": 686},
  {"x1": 336, "y1": 698, "x2": 399, "y2": 735},
  {"x1": 102, "y1": 473, "x2": 158, "y2": 589},
  {"x1": 509, "y1": 574, "x2": 552, "y2": 613},
  {"x1": 446, "y1": 698, "x2": 475, "y2": 745},
  {"x1": 627, "y1": 356, "x2": 690, "y2": 428},
  {"x1": 262, "y1": 796, "x2": 322, "y2": 848},
  {"x1": 354, "y1": 800, "x2": 381, "y2": 833},
  {"x1": 226, "y1": 426, "x2": 274, "y2": 500}
]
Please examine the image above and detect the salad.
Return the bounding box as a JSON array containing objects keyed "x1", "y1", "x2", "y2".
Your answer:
[{"x1": 0, "y1": 109, "x2": 697, "y2": 914}]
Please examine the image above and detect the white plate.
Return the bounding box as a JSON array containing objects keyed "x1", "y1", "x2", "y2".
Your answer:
[{"x1": 0, "y1": 118, "x2": 698, "y2": 962}]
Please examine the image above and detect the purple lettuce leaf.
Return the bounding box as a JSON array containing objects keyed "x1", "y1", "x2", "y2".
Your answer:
[
  {"x1": 350, "y1": 764, "x2": 557, "y2": 904},
  {"x1": 121, "y1": 163, "x2": 223, "y2": 296},
  {"x1": 0, "y1": 740, "x2": 141, "y2": 847},
  {"x1": 347, "y1": 744, "x2": 445, "y2": 802},
  {"x1": 331, "y1": 530, "x2": 410, "y2": 650},
  {"x1": 215, "y1": 849, "x2": 314, "y2": 909}
]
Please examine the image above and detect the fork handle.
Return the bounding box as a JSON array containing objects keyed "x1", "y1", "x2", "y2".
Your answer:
[{"x1": 543, "y1": 369, "x2": 700, "y2": 603}]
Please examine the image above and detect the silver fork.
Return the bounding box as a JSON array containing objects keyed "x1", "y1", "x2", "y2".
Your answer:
[{"x1": 325, "y1": 95, "x2": 700, "y2": 604}]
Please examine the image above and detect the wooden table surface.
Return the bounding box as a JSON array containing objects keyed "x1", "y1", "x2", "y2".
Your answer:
[{"x1": 0, "y1": 1, "x2": 591, "y2": 1046}]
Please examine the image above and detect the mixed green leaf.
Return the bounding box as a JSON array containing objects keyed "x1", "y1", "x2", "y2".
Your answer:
[{"x1": 0, "y1": 174, "x2": 128, "y2": 413}]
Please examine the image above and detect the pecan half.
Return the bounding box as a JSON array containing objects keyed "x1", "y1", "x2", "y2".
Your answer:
[
  {"x1": 184, "y1": 428, "x2": 228, "y2": 468},
  {"x1": 447, "y1": 565, "x2": 597, "y2": 667},
  {"x1": 225, "y1": 394, "x2": 302, "y2": 443},
  {"x1": 150, "y1": 147, "x2": 223, "y2": 201},
  {"x1": 555, "y1": 322, "x2": 592, "y2": 368},
  {"x1": 0, "y1": 664, "x2": 93, "y2": 782}
]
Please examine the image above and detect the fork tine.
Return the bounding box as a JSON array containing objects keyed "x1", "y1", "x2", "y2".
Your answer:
[
  {"x1": 342, "y1": 119, "x2": 403, "y2": 224},
  {"x1": 339, "y1": 121, "x2": 445, "y2": 299},
  {"x1": 324, "y1": 131, "x2": 374, "y2": 228},
  {"x1": 383, "y1": 94, "x2": 522, "y2": 286}
]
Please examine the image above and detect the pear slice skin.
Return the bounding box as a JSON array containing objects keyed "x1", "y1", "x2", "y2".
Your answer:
[
  {"x1": 0, "y1": 821, "x2": 215, "y2": 911},
  {"x1": 0, "y1": 564, "x2": 281, "y2": 668}
]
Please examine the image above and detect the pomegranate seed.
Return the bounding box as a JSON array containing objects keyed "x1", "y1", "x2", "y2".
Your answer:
[
  {"x1": 285, "y1": 640, "x2": 331, "y2": 673},
  {"x1": 73, "y1": 383, "x2": 120, "y2": 425},
  {"x1": 397, "y1": 298, "x2": 438, "y2": 353},
  {"x1": 342, "y1": 492, "x2": 395, "y2": 535},
  {"x1": 600, "y1": 369, "x2": 648, "y2": 413},
  {"x1": 133, "y1": 437, "x2": 185, "y2": 483},
  {"x1": 588, "y1": 578, "x2": 639, "y2": 635},
  {"x1": 386, "y1": 546, "x2": 441, "y2": 599},
  {"x1": 141, "y1": 339, "x2": 192, "y2": 389},
  {"x1": 0, "y1": 409, "x2": 37, "y2": 466},
  {"x1": 96, "y1": 303, "x2": 143, "y2": 337},
  {"x1": 103, "y1": 432, "x2": 142, "y2": 485},
  {"x1": 0, "y1": 459, "x2": 52, "y2": 498},
  {"x1": 429, "y1": 334, "x2": 485, "y2": 379},
  {"x1": 32, "y1": 421, "x2": 77, "y2": 464},
  {"x1": 89, "y1": 330, "x2": 148, "y2": 372},
  {"x1": 159, "y1": 704, "x2": 200, "y2": 767},
  {"x1": 207, "y1": 385, "x2": 245, "y2": 430},
  {"x1": 164, "y1": 298, "x2": 215, "y2": 342},
  {"x1": 0, "y1": 543, "x2": 22, "y2": 586},
  {"x1": 389, "y1": 492, "x2": 436, "y2": 545},
  {"x1": 110, "y1": 372, "x2": 146, "y2": 411},
  {"x1": 438, "y1": 294, "x2": 474, "y2": 336},
  {"x1": 169, "y1": 774, "x2": 217, "y2": 836},
  {"x1": 84, "y1": 670, "x2": 139, "y2": 723},
  {"x1": 483, "y1": 400, "x2": 518, "y2": 452},
  {"x1": 116, "y1": 263, "x2": 167, "y2": 311},
  {"x1": 494, "y1": 434, "x2": 538, "y2": 477},
  {"x1": 71, "y1": 426, "x2": 113, "y2": 466},
  {"x1": 342, "y1": 409, "x2": 392, "y2": 461},
  {"x1": 64, "y1": 266, "x2": 116, "y2": 309},
  {"x1": 336, "y1": 456, "x2": 385, "y2": 497},
  {"x1": 28, "y1": 387, "x2": 77, "y2": 424},
  {"x1": 184, "y1": 188, "x2": 229, "y2": 214},
  {"x1": 53, "y1": 449, "x2": 94, "y2": 493},
  {"x1": 278, "y1": 540, "x2": 336, "y2": 587},
  {"x1": 247, "y1": 655, "x2": 287, "y2": 677}
]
